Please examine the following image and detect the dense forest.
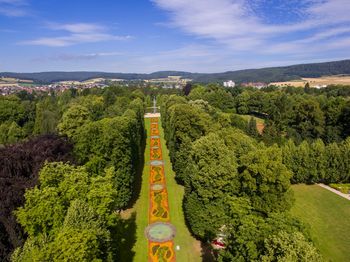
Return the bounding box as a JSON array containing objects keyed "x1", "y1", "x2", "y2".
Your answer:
[
  {"x1": 160, "y1": 83, "x2": 350, "y2": 261},
  {"x1": 0, "y1": 86, "x2": 150, "y2": 261},
  {"x1": 2, "y1": 59, "x2": 350, "y2": 83},
  {"x1": 1, "y1": 81, "x2": 349, "y2": 261}
]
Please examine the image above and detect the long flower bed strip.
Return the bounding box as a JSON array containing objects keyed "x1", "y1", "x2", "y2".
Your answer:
[{"x1": 147, "y1": 117, "x2": 176, "y2": 262}]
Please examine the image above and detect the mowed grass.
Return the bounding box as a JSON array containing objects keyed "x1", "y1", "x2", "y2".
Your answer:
[
  {"x1": 158, "y1": 118, "x2": 201, "y2": 262},
  {"x1": 291, "y1": 184, "x2": 350, "y2": 262},
  {"x1": 132, "y1": 118, "x2": 201, "y2": 262},
  {"x1": 131, "y1": 119, "x2": 150, "y2": 262}
]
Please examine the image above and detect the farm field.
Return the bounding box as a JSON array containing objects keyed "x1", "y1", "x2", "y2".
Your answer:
[
  {"x1": 291, "y1": 184, "x2": 350, "y2": 262},
  {"x1": 270, "y1": 75, "x2": 350, "y2": 87},
  {"x1": 303, "y1": 75, "x2": 350, "y2": 86}
]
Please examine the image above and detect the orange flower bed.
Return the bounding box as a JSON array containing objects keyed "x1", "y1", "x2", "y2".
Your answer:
[
  {"x1": 148, "y1": 117, "x2": 175, "y2": 261},
  {"x1": 150, "y1": 166, "x2": 165, "y2": 184},
  {"x1": 151, "y1": 128, "x2": 160, "y2": 136},
  {"x1": 151, "y1": 147, "x2": 162, "y2": 160},
  {"x1": 149, "y1": 242, "x2": 175, "y2": 262},
  {"x1": 151, "y1": 138, "x2": 161, "y2": 148},
  {"x1": 150, "y1": 189, "x2": 170, "y2": 223}
]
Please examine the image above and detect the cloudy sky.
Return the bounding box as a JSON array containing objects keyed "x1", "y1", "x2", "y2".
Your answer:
[{"x1": 0, "y1": 0, "x2": 350, "y2": 72}]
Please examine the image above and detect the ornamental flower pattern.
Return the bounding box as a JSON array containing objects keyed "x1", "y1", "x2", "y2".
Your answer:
[{"x1": 147, "y1": 117, "x2": 175, "y2": 262}]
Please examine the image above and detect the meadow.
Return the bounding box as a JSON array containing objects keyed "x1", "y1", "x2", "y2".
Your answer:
[{"x1": 291, "y1": 184, "x2": 350, "y2": 262}]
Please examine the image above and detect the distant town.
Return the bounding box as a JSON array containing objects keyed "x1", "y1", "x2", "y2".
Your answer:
[
  {"x1": 0, "y1": 76, "x2": 192, "y2": 96},
  {"x1": 2, "y1": 73, "x2": 350, "y2": 96}
]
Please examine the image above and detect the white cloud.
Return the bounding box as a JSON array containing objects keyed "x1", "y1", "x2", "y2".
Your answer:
[
  {"x1": 308, "y1": 0, "x2": 350, "y2": 23},
  {"x1": 297, "y1": 27, "x2": 350, "y2": 44},
  {"x1": 0, "y1": 0, "x2": 28, "y2": 17},
  {"x1": 0, "y1": 0, "x2": 26, "y2": 5},
  {"x1": 55, "y1": 52, "x2": 124, "y2": 61},
  {"x1": 152, "y1": 0, "x2": 350, "y2": 54},
  {"x1": 47, "y1": 23, "x2": 106, "y2": 34},
  {"x1": 0, "y1": 7, "x2": 26, "y2": 16},
  {"x1": 19, "y1": 23, "x2": 132, "y2": 47}
]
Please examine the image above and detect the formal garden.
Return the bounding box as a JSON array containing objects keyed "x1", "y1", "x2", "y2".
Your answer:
[{"x1": 146, "y1": 117, "x2": 176, "y2": 261}]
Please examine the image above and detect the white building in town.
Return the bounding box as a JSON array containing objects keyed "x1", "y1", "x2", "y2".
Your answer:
[{"x1": 223, "y1": 80, "x2": 236, "y2": 88}]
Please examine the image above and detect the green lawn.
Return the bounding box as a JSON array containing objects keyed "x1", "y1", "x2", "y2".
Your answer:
[
  {"x1": 132, "y1": 118, "x2": 201, "y2": 262},
  {"x1": 291, "y1": 184, "x2": 350, "y2": 262},
  {"x1": 129, "y1": 118, "x2": 150, "y2": 262}
]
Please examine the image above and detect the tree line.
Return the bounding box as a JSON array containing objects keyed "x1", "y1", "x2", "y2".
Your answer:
[
  {"x1": 282, "y1": 139, "x2": 350, "y2": 184},
  {"x1": 187, "y1": 84, "x2": 350, "y2": 144}
]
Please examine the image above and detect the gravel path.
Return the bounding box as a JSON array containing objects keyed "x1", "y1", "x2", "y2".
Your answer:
[{"x1": 318, "y1": 184, "x2": 350, "y2": 201}]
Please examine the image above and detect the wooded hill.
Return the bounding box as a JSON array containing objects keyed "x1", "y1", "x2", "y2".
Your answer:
[{"x1": 1, "y1": 59, "x2": 350, "y2": 84}]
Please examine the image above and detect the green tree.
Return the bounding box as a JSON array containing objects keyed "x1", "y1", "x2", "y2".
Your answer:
[
  {"x1": 339, "y1": 101, "x2": 350, "y2": 138},
  {"x1": 283, "y1": 140, "x2": 310, "y2": 184},
  {"x1": 166, "y1": 103, "x2": 212, "y2": 162},
  {"x1": 14, "y1": 162, "x2": 119, "y2": 261},
  {"x1": 63, "y1": 200, "x2": 104, "y2": 230},
  {"x1": 0, "y1": 122, "x2": 9, "y2": 144},
  {"x1": 218, "y1": 127, "x2": 258, "y2": 163},
  {"x1": 325, "y1": 142, "x2": 342, "y2": 183},
  {"x1": 33, "y1": 98, "x2": 60, "y2": 135},
  {"x1": 230, "y1": 114, "x2": 248, "y2": 131},
  {"x1": 58, "y1": 104, "x2": 91, "y2": 139},
  {"x1": 289, "y1": 97, "x2": 325, "y2": 139},
  {"x1": 261, "y1": 231, "x2": 323, "y2": 262},
  {"x1": 236, "y1": 91, "x2": 250, "y2": 114},
  {"x1": 219, "y1": 212, "x2": 314, "y2": 262},
  {"x1": 0, "y1": 96, "x2": 26, "y2": 124},
  {"x1": 239, "y1": 146, "x2": 293, "y2": 213},
  {"x1": 7, "y1": 121, "x2": 24, "y2": 144},
  {"x1": 309, "y1": 139, "x2": 326, "y2": 183},
  {"x1": 15, "y1": 186, "x2": 66, "y2": 236},
  {"x1": 247, "y1": 117, "x2": 259, "y2": 138},
  {"x1": 339, "y1": 138, "x2": 350, "y2": 182},
  {"x1": 184, "y1": 133, "x2": 239, "y2": 238},
  {"x1": 186, "y1": 133, "x2": 239, "y2": 201},
  {"x1": 48, "y1": 227, "x2": 111, "y2": 262}
]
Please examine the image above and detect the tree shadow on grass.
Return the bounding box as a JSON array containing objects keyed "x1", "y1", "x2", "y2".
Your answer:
[
  {"x1": 181, "y1": 199, "x2": 215, "y2": 262},
  {"x1": 112, "y1": 212, "x2": 137, "y2": 262},
  {"x1": 126, "y1": 130, "x2": 146, "y2": 209},
  {"x1": 201, "y1": 242, "x2": 215, "y2": 262}
]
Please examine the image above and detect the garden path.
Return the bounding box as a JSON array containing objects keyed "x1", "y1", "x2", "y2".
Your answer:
[{"x1": 318, "y1": 184, "x2": 350, "y2": 201}]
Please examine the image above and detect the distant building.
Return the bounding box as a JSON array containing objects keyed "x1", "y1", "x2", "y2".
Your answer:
[
  {"x1": 268, "y1": 81, "x2": 306, "y2": 88},
  {"x1": 145, "y1": 76, "x2": 192, "y2": 86},
  {"x1": 223, "y1": 80, "x2": 236, "y2": 88},
  {"x1": 312, "y1": 84, "x2": 327, "y2": 89},
  {"x1": 241, "y1": 82, "x2": 267, "y2": 89}
]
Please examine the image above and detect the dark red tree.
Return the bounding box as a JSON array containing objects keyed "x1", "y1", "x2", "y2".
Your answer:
[
  {"x1": 0, "y1": 135, "x2": 73, "y2": 261},
  {"x1": 183, "y1": 83, "x2": 193, "y2": 96}
]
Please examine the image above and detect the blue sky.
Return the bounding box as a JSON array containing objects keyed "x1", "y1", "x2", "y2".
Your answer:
[{"x1": 0, "y1": 0, "x2": 350, "y2": 73}]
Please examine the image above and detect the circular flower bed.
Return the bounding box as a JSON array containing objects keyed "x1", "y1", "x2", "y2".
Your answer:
[{"x1": 145, "y1": 222, "x2": 176, "y2": 242}]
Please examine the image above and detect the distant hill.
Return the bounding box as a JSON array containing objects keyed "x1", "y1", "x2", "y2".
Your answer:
[{"x1": 1, "y1": 59, "x2": 350, "y2": 84}]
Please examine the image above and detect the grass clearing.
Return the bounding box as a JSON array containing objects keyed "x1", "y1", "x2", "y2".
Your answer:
[
  {"x1": 291, "y1": 184, "x2": 350, "y2": 262},
  {"x1": 240, "y1": 114, "x2": 265, "y2": 125}
]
